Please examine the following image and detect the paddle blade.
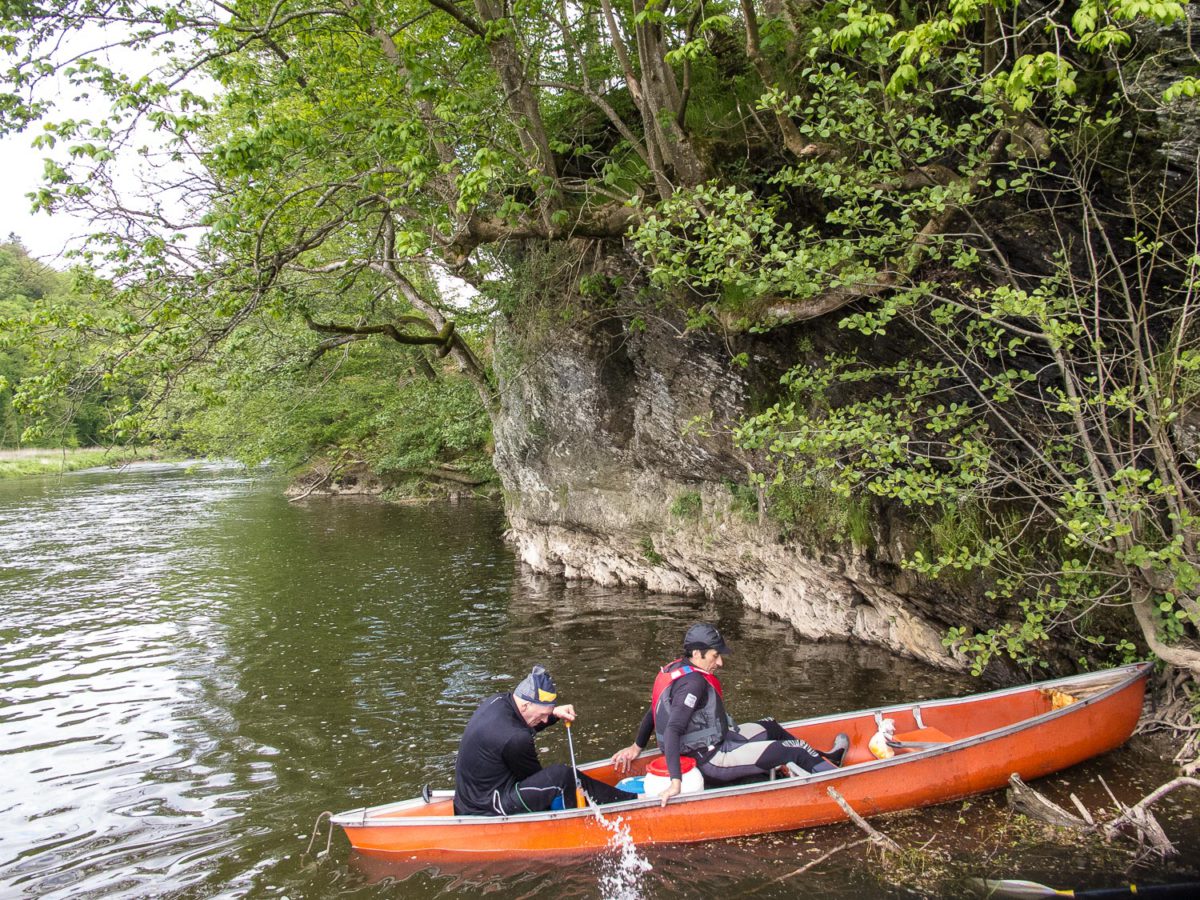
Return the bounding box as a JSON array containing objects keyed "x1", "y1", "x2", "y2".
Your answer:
[{"x1": 971, "y1": 878, "x2": 1065, "y2": 898}]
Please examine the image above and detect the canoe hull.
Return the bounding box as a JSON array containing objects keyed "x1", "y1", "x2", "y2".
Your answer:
[{"x1": 336, "y1": 663, "x2": 1149, "y2": 858}]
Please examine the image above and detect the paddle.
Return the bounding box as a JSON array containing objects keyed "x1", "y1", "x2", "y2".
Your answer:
[
  {"x1": 564, "y1": 719, "x2": 586, "y2": 807},
  {"x1": 976, "y1": 878, "x2": 1200, "y2": 898}
]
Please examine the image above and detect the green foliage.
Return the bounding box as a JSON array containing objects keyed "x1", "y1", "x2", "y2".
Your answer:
[
  {"x1": 724, "y1": 478, "x2": 760, "y2": 523},
  {"x1": 698, "y1": 1, "x2": 1199, "y2": 674},
  {"x1": 633, "y1": 51, "x2": 1006, "y2": 326},
  {"x1": 640, "y1": 536, "x2": 665, "y2": 565},
  {"x1": 0, "y1": 240, "x2": 145, "y2": 447},
  {"x1": 670, "y1": 490, "x2": 703, "y2": 520},
  {"x1": 164, "y1": 319, "x2": 493, "y2": 488},
  {"x1": 1163, "y1": 77, "x2": 1200, "y2": 103},
  {"x1": 761, "y1": 475, "x2": 874, "y2": 548}
]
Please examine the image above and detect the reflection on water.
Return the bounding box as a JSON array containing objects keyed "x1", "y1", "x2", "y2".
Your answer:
[{"x1": 1, "y1": 462, "x2": 1194, "y2": 899}]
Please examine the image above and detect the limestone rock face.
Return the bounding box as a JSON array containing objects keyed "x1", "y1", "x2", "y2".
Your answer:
[
  {"x1": 1131, "y1": 6, "x2": 1200, "y2": 183},
  {"x1": 493, "y1": 315, "x2": 978, "y2": 671}
]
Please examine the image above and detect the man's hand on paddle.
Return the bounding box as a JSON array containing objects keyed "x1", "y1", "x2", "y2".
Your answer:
[
  {"x1": 611, "y1": 743, "x2": 641, "y2": 773},
  {"x1": 552, "y1": 704, "x2": 576, "y2": 722},
  {"x1": 658, "y1": 778, "x2": 681, "y2": 807}
]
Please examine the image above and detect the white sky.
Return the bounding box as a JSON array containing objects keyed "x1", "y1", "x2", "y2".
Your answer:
[
  {"x1": 1, "y1": 22, "x2": 186, "y2": 264},
  {"x1": 0, "y1": 130, "x2": 90, "y2": 262}
]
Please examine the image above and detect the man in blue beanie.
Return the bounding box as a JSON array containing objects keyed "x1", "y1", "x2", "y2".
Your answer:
[{"x1": 453, "y1": 664, "x2": 638, "y2": 816}]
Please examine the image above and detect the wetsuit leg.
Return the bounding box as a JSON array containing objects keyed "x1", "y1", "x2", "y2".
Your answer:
[
  {"x1": 700, "y1": 732, "x2": 830, "y2": 784},
  {"x1": 578, "y1": 771, "x2": 639, "y2": 805},
  {"x1": 499, "y1": 764, "x2": 636, "y2": 813},
  {"x1": 501, "y1": 764, "x2": 573, "y2": 813},
  {"x1": 735, "y1": 720, "x2": 839, "y2": 770},
  {"x1": 736, "y1": 719, "x2": 791, "y2": 741}
]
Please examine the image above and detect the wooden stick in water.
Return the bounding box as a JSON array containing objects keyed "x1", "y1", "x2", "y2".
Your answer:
[{"x1": 827, "y1": 786, "x2": 901, "y2": 853}]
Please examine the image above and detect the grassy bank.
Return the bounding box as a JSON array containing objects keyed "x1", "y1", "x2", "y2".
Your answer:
[{"x1": 0, "y1": 447, "x2": 163, "y2": 480}]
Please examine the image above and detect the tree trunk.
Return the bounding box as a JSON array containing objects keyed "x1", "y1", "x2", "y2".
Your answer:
[{"x1": 1131, "y1": 584, "x2": 1200, "y2": 676}]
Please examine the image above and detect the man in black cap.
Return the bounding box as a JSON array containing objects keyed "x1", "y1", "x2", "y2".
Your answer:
[
  {"x1": 611, "y1": 623, "x2": 849, "y2": 805},
  {"x1": 453, "y1": 664, "x2": 638, "y2": 815}
]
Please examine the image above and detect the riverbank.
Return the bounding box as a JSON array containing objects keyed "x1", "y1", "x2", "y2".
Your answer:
[
  {"x1": 285, "y1": 457, "x2": 499, "y2": 503},
  {"x1": 0, "y1": 447, "x2": 164, "y2": 479}
]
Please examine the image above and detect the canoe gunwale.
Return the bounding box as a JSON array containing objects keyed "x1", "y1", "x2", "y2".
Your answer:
[{"x1": 331, "y1": 662, "x2": 1150, "y2": 831}]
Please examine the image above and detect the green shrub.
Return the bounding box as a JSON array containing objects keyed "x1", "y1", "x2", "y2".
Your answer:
[{"x1": 670, "y1": 490, "x2": 703, "y2": 520}]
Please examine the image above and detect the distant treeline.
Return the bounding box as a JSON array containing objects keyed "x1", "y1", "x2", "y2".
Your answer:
[{"x1": 0, "y1": 239, "x2": 126, "y2": 448}]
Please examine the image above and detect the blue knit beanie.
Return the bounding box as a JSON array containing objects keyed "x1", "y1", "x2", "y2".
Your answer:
[{"x1": 514, "y1": 664, "x2": 557, "y2": 706}]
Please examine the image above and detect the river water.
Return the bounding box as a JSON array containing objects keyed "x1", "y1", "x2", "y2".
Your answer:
[{"x1": 1, "y1": 462, "x2": 1196, "y2": 898}]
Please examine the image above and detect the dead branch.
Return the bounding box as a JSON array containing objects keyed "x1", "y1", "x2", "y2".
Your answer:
[
  {"x1": 1006, "y1": 773, "x2": 1090, "y2": 830},
  {"x1": 288, "y1": 453, "x2": 351, "y2": 503},
  {"x1": 1102, "y1": 777, "x2": 1200, "y2": 855},
  {"x1": 304, "y1": 315, "x2": 456, "y2": 356},
  {"x1": 1070, "y1": 793, "x2": 1096, "y2": 826},
  {"x1": 1006, "y1": 768, "x2": 1194, "y2": 860},
  {"x1": 827, "y1": 786, "x2": 902, "y2": 853},
  {"x1": 743, "y1": 838, "x2": 871, "y2": 894}
]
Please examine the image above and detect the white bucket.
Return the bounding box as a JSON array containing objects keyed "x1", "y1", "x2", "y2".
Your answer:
[{"x1": 641, "y1": 756, "x2": 704, "y2": 797}]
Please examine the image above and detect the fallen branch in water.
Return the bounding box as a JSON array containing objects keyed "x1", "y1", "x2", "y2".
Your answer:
[
  {"x1": 828, "y1": 786, "x2": 902, "y2": 853},
  {"x1": 288, "y1": 466, "x2": 335, "y2": 503},
  {"x1": 744, "y1": 837, "x2": 871, "y2": 894},
  {"x1": 1137, "y1": 669, "x2": 1200, "y2": 776},
  {"x1": 288, "y1": 452, "x2": 352, "y2": 502},
  {"x1": 1100, "y1": 776, "x2": 1200, "y2": 857},
  {"x1": 1069, "y1": 792, "x2": 1096, "y2": 826},
  {"x1": 1005, "y1": 771, "x2": 1192, "y2": 860},
  {"x1": 1006, "y1": 773, "x2": 1089, "y2": 830}
]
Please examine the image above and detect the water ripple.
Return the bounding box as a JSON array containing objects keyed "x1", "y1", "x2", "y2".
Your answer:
[{"x1": 0, "y1": 461, "x2": 990, "y2": 899}]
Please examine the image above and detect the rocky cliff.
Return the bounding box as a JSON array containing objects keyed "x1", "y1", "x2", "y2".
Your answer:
[{"x1": 493, "y1": 313, "x2": 976, "y2": 671}]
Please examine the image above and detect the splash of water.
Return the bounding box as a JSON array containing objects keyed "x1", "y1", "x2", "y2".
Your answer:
[{"x1": 584, "y1": 795, "x2": 652, "y2": 900}]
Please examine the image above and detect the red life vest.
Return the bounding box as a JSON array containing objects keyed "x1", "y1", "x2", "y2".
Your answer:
[
  {"x1": 650, "y1": 657, "x2": 731, "y2": 756},
  {"x1": 650, "y1": 658, "x2": 723, "y2": 722}
]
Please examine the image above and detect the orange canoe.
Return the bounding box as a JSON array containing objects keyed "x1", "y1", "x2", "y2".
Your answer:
[{"x1": 332, "y1": 663, "x2": 1149, "y2": 858}]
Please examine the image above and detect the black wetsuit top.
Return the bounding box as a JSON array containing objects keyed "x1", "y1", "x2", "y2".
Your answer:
[
  {"x1": 453, "y1": 692, "x2": 558, "y2": 815},
  {"x1": 632, "y1": 670, "x2": 732, "y2": 779}
]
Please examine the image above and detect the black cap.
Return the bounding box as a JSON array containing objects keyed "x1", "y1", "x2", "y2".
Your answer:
[{"x1": 683, "y1": 622, "x2": 731, "y2": 654}]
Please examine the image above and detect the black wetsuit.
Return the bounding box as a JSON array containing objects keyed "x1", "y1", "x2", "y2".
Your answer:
[
  {"x1": 632, "y1": 671, "x2": 832, "y2": 783},
  {"x1": 454, "y1": 692, "x2": 635, "y2": 816}
]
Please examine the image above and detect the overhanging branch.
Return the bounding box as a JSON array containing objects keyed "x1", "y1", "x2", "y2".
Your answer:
[
  {"x1": 304, "y1": 314, "x2": 457, "y2": 361},
  {"x1": 758, "y1": 131, "x2": 1009, "y2": 326}
]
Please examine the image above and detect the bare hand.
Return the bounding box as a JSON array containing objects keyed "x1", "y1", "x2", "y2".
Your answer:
[
  {"x1": 553, "y1": 704, "x2": 576, "y2": 722},
  {"x1": 658, "y1": 779, "x2": 682, "y2": 808},
  {"x1": 611, "y1": 743, "x2": 641, "y2": 773}
]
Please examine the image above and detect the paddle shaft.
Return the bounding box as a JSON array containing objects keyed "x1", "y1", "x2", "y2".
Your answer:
[
  {"x1": 564, "y1": 720, "x2": 582, "y2": 802},
  {"x1": 1070, "y1": 886, "x2": 1199, "y2": 899},
  {"x1": 982, "y1": 879, "x2": 1200, "y2": 899}
]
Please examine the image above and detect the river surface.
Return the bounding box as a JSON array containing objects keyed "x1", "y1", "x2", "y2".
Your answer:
[{"x1": 1, "y1": 462, "x2": 1196, "y2": 898}]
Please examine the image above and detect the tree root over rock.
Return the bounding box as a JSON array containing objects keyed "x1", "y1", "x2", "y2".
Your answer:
[{"x1": 1138, "y1": 669, "x2": 1200, "y2": 777}]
